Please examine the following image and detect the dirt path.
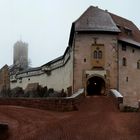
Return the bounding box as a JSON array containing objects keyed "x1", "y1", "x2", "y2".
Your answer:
[{"x1": 0, "y1": 96, "x2": 140, "y2": 140}]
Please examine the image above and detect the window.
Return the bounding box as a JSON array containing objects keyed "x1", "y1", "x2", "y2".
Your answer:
[
  {"x1": 124, "y1": 27, "x2": 132, "y2": 36},
  {"x1": 93, "y1": 50, "x2": 102, "y2": 59},
  {"x1": 126, "y1": 77, "x2": 128, "y2": 82},
  {"x1": 98, "y1": 51, "x2": 102, "y2": 59},
  {"x1": 137, "y1": 60, "x2": 140, "y2": 69},
  {"x1": 132, "y1": 49, "x2": 135, "y2": 53},
  {"x1": 84, "y1": 58, "x2": 86, "y2": 62},
  {"x1": 86, "y1": 74, "x2": 89, "y2": 78},
  {"x1": 122, "y1": 44, "x2": 126, "y2": 51},
  {"x1": 94, "y1": 51, "x2": 97, "y2": 59},
  {"x1": 122, "y1": 57, "x2": 127, "y2": 66}
]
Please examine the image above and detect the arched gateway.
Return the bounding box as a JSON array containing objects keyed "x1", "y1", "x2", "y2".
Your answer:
[{"x1": 86, "y1": 76, "x2": 106, "y2": 96}]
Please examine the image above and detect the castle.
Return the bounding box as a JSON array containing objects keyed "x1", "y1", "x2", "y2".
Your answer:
[
  {"x1": 2, "y1": 6, "x2": 140, "y2": 107},
  {"x1": 13, "y1": 41, "x2": 28, "y2": 70}
]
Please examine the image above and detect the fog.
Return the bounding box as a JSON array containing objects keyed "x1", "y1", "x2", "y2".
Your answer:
[{"x1": 0, "y1": 0, "x2": 140, "y2": 68}]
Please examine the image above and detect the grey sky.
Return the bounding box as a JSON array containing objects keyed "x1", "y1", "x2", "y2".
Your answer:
[{"x1": 0, "y1": 0, "x2": 140, "y2": 68}]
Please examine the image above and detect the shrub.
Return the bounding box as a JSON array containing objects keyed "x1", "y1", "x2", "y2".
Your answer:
[{"x1": 10, "y1": 87, "x2": 24, "y2": 98}]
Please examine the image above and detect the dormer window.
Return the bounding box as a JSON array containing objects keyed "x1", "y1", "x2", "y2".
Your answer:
[
  {"x1": 117, "y1": 24, "x2": 121, "y2": 30},
  {"x1": 124, "y1": 27, "x2": 132, "y2": 36}
]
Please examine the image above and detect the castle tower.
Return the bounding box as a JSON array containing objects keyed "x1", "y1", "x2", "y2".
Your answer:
[{"x1": 13, "y1": 40, "x2": 28, "y2": 70}]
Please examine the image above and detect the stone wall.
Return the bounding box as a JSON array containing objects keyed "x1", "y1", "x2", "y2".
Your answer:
[
  {"x1": 10, "y1": 49, "x2": 73, "y2": 94},
  {"x1": 109, "y1": 89, "x2": 123, "y2": 109},
  {"x1": 0, "y1": 65, "x2": 10, "y2": 93},
  {"x1": 0, "y1": 98, "x2": 78, "y2": 111},
  {"x1": 118, "y1": 43, "x2": 140, "y2": 107},
  {"x1": 0, "y1": 89, "x2": 84, "y2": 112},
  {"x1": 73, "y1": 33, "x2": 118, "y2": 93},
  {"x1": 45, "y1": 55, "x2": 73, "y2": 92}
]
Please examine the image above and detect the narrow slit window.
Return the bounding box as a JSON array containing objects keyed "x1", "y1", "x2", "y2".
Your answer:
[
  {"x1": 122, "y1": 57, "x2": 127, "y2": 66},
  {"x1": 137, "y1": 60, "x2": 140, "y2": 69},
  {"x1": 126, "y1": 77, "x2": 128, "y2": 82},
  {"x1": 84, "y1": 58, "x2": 86, "y2": 62}
]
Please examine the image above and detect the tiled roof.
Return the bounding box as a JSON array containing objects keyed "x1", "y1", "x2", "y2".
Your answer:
[
  {"x1": 42, "y1": 46, "x2": 70, "y2": 67},
  {"x1": 119, "y1": 37, "x2": 140, "y2": 47},
  {"x1": 18, "y1": 67, "x2": 42, "y2": 74},
  {"x1": 110, "y1": 13, "x2": 140, "y2": 43},
  {"x1": 69, "y1": 6, "x2": 140, "y2": 46},
  {"x1": 74, "y1": 6, "x2": 120, "y2": 32}
]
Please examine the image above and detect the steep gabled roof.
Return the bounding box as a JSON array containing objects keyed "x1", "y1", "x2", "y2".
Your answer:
[
  {"x1": 74, "y1": 6, "x2": 120, "y2": 32},
  {"x1": 68, "y1": 6, "x2": 140, "y2": 46}
]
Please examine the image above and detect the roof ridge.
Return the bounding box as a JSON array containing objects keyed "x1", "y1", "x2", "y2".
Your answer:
[
  {"x1": 109, "y1": 12, "x2": 133, "y2": 24},
  {"x1": 74, "y1": 6, "x2": 98, "y2": 23},
  {"x1": 74, "y1": 5, "x2": 120, "y2": 32}
]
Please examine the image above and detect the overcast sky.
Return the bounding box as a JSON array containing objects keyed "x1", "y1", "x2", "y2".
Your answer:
[{"x1": 0, "y1": 0, "x2": 140, "y2": 68}]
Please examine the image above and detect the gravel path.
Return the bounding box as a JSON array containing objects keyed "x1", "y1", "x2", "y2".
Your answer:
[{"x1": 0, "y1": 96, "x2": 140, "y2": 140}]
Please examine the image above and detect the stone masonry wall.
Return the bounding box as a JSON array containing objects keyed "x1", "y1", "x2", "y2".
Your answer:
[
  {"x1": 10, "y1": 52, "x2": 73, "y2": 93},
  {"x1": 0, "y1": 96, "x2": 83, "y2": 112},
  {"x1": 73, "y1": 33, "x2": 118, "y2": 93},
  {"x1": 119, "y1": 44, "x2": 140, "y2": 107}
]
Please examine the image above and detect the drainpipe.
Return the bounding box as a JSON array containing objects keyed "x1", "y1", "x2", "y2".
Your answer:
[{"x1": 117, "y1": 41, "x2": 119, "y2": 91}]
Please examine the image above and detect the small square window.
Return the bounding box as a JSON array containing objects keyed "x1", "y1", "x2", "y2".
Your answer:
[{"x1": 84, "y1": 58, "x2": 86, "y2": 62}]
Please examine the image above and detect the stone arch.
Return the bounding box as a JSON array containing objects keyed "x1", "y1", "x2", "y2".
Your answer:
[{"x1": 86, "y1": 74, "x2": 106, "y2": 96}]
